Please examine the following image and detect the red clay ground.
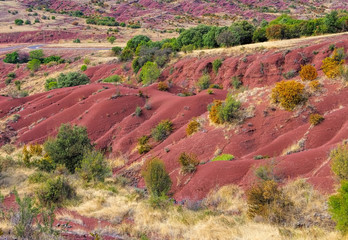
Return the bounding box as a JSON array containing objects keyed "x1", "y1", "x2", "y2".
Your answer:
[{"x1": 1, "y1": 34, "x2": 348, "y2": 203}]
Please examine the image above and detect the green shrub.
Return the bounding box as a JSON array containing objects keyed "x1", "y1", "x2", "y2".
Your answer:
[
  {"x1": 81, "y1": 64, "x2": 87, "y2": 71},
  {"x1": 217, "y1": 94, "x2": 241, "y2": 123},
  {"x1": 107, "y1": 36, "x2": 116, "y2": 44},
  {"x1": 231, "y1": 76, "x2": 242, "y2": 89},
  {"x1": 328, "y1": 181, "x2": 348, "y2": 233},
  {"x1": 4, "y1": 51, "x2": 19, "y2": 63},
  {"x1": 135, "y1": 106, "x2": 142, "y2": 117},
  {"x1": 119, "y1": 48, "x2": 134, "y2": 61},
  {"x1": 76, "y1": 150, "x2": 110, "y2": 183},
  {"x1": 103, "y1": 74, "x2": 121, "y2": 83},
  {"x1": 331, "y1": 142, "x2": 348, "y2": 181},
  {"x1": 44, "y1": 124, "x2": 93, "y2": 173},
  {"x1": 157, "y1": 82, "x2": 169, "y2": 91},
  {"x1": 111, "y1": 46, "x2": 122, "y2": 55},
  {"x1": 151, "y1": 120, "x2": 173, "y2": 142},
  {"x1": 29, "y1": 49, "x2": 44, "y2": 60},
  {"x1": 139, "y1": 61, "x2": 160, "y2": 85},
  {"x1": 27, "y1": 59, "x2": 41, "y2": 72},
  {"x1": 212, "y1": 59, "x2": 223, "y2": 74},
  {"x1": 138, "y1": 135, "x2": 151, "y2": 154},
  {"x1": 25, "y1": 19, "x2": 31, "y2": 25},
  {"x1": 56, "y1": 72, "x2": 90, "y2": 88},
  {"x1": 73, "y1": 38, "x2": 81, "y2": 43},
  {"x1": 45, "y1": 78, "x2": 58, "y2": 91},
  {"x1": 141, "y1": 157, "x2": 172, "y2": 197},
  {"x1": 15, "y1": 19, "x2": 24, "y2": 25},
  {"x1": 197, "y1": 74, "x2": 210, "y2": 91},
  {"x1": 309, "y1": 113, "x2": 324, "y2": 126},
  {"x1": 7, "y1": 72, "x2": 16, "y2": 78},
  {"x1": 282, "y1": 70, "x2": 296, "y2": 79},
  {"x1": 212, "y1": 154, "x2": 235, "y2": 161},
  {"x1": 178, "y1": 152, "x2": 199, "y2": 173},
  {"x1": 253, "y1": 155, "x2": 270, "y2": 160},
  {"x1": 36, "y1": 177, "x2": 75, "y2": 207},
  {"x1": 33, "y1": 155, "x2": 56, "y2": 172},
  {"x1": 83, "y1": 57, "x2": 90, "y2": 65},
  {"x1": 28, "y1": 171, "x2": 49, "y2": 184}
]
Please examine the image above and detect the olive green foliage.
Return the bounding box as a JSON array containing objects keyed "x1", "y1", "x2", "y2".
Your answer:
[
  {"x1": 107, "y1": 36, "x2": 116, "y2": 44},
  {"x1": 80, "y1": 65, "x2": 87, "y2": 71},
  {"x1": 212, "y1": 59, "x2": 223, "y2": 73},
  {"x1": 44, "y1": 124, "x2": 93, "y2": 173},
  {"x1": 309, "y1": 113, "x2": 324, "y2": 126},
  {"x1": 151, "y1": 120, "x2": 173, "y2": 142},
  {"x1": 111, "y1": 46, "x2": 122, "y2": 55},
  {"x1": 247, "y1": 180, "x2": 293, "y2": 225},
  {"x1": 209, "y1": 94, "x2": 241, "y2": 124},
  {"x1": 138, "y1": 135, "x2": 151, "y2": 154},
  {"x1": 328, "y1": 181, "x2": 348, "y2": 233},
  {"x1": 212, "y1": 154, "x2": 235, "y2": 161},
  {"x1": 119, "y1": 48, "x2": 134, "y2": 61},
  {"x1": 29, "y1": 49, "x2": 44, "y2": 60},
  {"x1": 76, "y1": 150, "x2": 111, "y2": 183},
  {"x1": 36, "y1": 177, "x2": 75, "y2": 207},
  {"x1": 186, "y1": 118, "x2": 200, "y2": 136},
  {"x1": 45, "y1": 72, "x2": 90, "y2": 90},
  {"x1": 27, "y1": 59, "x2": 41, "y2": 72},
  {"x1": 139, "y1": 61, "x2": 160, "y2": 85},
  {"x1": 15, "y1": 19, "x2": 24, "y2": 25},
  {"x1": 331, "y1": 141, "x2": 348, "y2": 181},
  {"x1": 197, "y1": 74, "x2": 210, "y2": 91},
  {"x1": 231, "y1": 76, "x2": 242, "y2": 89},
  {"x1": 142, "y1": 157, "x2": 172, "y2": 197},
  {"x1": 178, "y1": 152, "x2": 199, "y2": 173},
  {"x1": 126, "y1": 35, "x2": 151, "y2": 52},
  {"x1": 103, "y1": 74, "x2": 121, "y2": 83}
]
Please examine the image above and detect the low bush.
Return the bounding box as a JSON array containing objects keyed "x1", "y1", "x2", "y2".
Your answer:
[
  {"x1": 186, "y1": 118, "x2": 200, "y2": 136},
  {"x1": 197, "y1": 74, "x2": 210, "y2": 91},
  {"x1": 134, "y1": 106, "x2": 142, "y2": 117},
  {"x1": 57, "y1": 72, "x2": 89, "y2": 88},
  {"x1": 321, "y1": 48, "x2": 345, "y2": 79},
  {"x1": 73, "y1": 38, "x2": 81, "y2": 43},
  {"x1": 139, "y1": 61, "x2": 160, "y2": 85},
  {"x1": 309, "y1": 113, "x2": 324, "y2": 126},
  {"x1": 80, "y1": 65, "x2": 87, "y2": 71},
  {"x1": 178, "y1": 152, "x2": 199, "y2": 173},
  {"x1": 299, "y1": 64, "x2": 318, "y2": 81},
  {"x1": 271, "y1": 80, "x2": 306, "y2": 111},
  {"x1": 308, "y1": 80, "x2": 320, "y2": 91},
  {"x1": 340, "y1": 65, "x2": 348, "y2": 82},
  {"x1": 212, "y1": 154, "x2": 235, "y2": 161},
  {"x1": 157, "y1": 82, "x2": 169, "y2": 91},
  {"x1": 14, "y1": 19, "x2": 24, "y2": 25},
  {"x1": 119, "y1": 48, "x2": 134, "y2": 61},
  {"x1": 231, "y1": 76, "x2": 242, "y2": 89},
  {"x1": 27, "y1": 59, "x2": 41, "y2": 72},
  {"x1": 282, "y1": 70, "x2": 296, "y2": 79},
  {"x1": 212, "y1": 59, "x2": 223, "y2": 74},
  {"x1": 36, "y1": 177, "x2": 75, "y2": 207},
  {"x1": 328, "y1": 180, "x2": 348, "y2": 233},
  {"x1": 76, "y1": 150, "x2": 111, "y2": 183},
  {"x1": 103, "y1": 74, "x2": 121, "y2": 83},
  {"x1": 44, "y1": 124, "x2": 93, "y2": 173},
  {"x1": 151, "y1": 120, "x2": 173, "y2": 142},
  {"x1": 137, "y1": 135, "x2": 151, "y2": 154},
  {"x1": 4, "y1": 51, "x2": 19, "y2": 63},
  {"x1": 208, "y1": 100, "x2": 223, "y2": 124},
  {"x1": 247, "y1": 180, "x2": 293, "y2": 225},
  {"x1": 209, "y1": 94, "x2": 241, "y2": 124},
  {"x1": 141, "y1": 157, "x2": 172, "y2": 197},
  {"x1": 330, "y1": 141, "x2": 348, "y2": 181},
  {"x1": 111, "y1": 46, "x2": 122, "y2": 55}
]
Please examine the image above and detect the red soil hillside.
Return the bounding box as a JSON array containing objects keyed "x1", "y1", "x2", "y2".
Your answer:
[{"x1": 1, "y1": 34, "x2": 348, "y2": 201}]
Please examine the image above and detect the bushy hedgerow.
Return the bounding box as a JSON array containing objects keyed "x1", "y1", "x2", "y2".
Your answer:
[
  {"x1": 271, "y1": 80, "x2": 306, "y2": 111},
  {"x1": 309, "y1": 113, "x2": 324, "y2": 126},
  {"x1": 36, "y1": 177, "x2": 75, "y2": 207},
  {"x1": 186, "y1": 118, "x2": 200, "y2": 136},
  {"x1": 299, "y1": 64, "x2": 318, "y2": 81},
  {"x1": 151, "y1": 120, "x2": 173, "y2": 142},
  {"x1": 321, "y1": 48, "x2": 345, "y2": 79},
  {"x1": 141, "y1": 157, "x2": 172, "y2": 197},
  {"x1": 247, "y1": 180, "x2": 293, "y2": 225},
  {"x1": 44, "y1": 124, "x2": 93, "y2": 173},
  {"x1": 178, "y1": 152, "x2": 199, "y2": 174},
  {"x1": 328, "y1": 180, "x2": 348, "y2": 233},
  {"x1": 208, "y1": 94, "x2": 241, "y2": 124},
  {"x1": 330, "y1": 141, "x2": 348, "y2": 181},
  {"x1": 76, "y1": 150, "x2": 111, "y2": 183}
]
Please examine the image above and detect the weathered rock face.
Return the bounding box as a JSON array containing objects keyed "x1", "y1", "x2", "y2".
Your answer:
[{"x1": 1, "y1": 34, "x2": 348, "y2": 200}]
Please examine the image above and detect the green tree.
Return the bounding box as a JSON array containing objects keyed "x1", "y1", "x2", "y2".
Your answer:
[
  {"x1": 27, "y1": 59, "x2": 41, "y2": 72},
  {"x1": 44, "y1": 124, "x2": 93, "y2": 173},
  {"x1": 111, "y1": 46, "x2": 122, "y2": 55},
  {"x1": 107, "y1": 36, "x2": 116, "y2": 44},
  {"x1": 229, "y1": 20, "x2": 255, "y2": 45},
  {"x1": 139, "y1": 61, "x2": 160, "y2": 85},
  {"x1": 119, "y1": 48, "x2": 134, "y2": 61},
  {"x1": 29, "y1": 49, "x2": 44, "y2": 60},
  {"x1": 126, "y1": 35, "x2": 151, "y2": 52},
  {"x1": 328, "y1": 181, "x2": 348, "y2": 233},
  {"x1": 141, "y1": 157, "x2": 172, "y2": 197}
]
